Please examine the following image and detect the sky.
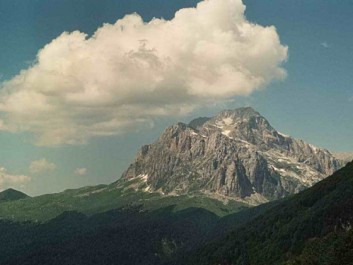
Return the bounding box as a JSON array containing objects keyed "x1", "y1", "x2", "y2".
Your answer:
[{"x1": 0, "y1": 0, "x2": 352, "y2": 195}]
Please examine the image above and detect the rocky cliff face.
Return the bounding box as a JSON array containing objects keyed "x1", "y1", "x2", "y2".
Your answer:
[
  {"x1": 122, "y1": 107, "x2": 343, "y2": 204},
  {"x1": 333, "y1": 152, "x2": 353, "y2": 165}
]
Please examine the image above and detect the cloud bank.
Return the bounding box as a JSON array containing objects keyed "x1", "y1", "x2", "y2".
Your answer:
[
  {"x1": 0, "y1": 0, "x2": 287, "y2": 146},
  {"x1": 0, "y1": 167, "x2": 31, "y2": 191},
  {"x1": 29, "y1": 158, "x2": 57, "y2": 174}
]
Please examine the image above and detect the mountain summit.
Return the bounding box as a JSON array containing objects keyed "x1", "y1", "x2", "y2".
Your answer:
[
  {"x1": 122, "y1": 107, "x2": 342, "y2": 204},
  {"x1": 0, "y1": 188, "x2": 29, "y2": 202}
]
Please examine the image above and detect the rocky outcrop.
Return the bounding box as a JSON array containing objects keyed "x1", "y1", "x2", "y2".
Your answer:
[
  {"x1": 122, "y1": 107, "x2": 343, "y2": 204},
  {"x1": 333, "y1": 153, "x2": 353, "y2": 165}
]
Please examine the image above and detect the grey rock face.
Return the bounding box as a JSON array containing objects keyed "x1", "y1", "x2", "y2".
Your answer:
[
  {"x1": 122, "y1": 107, "x2": 343, "y2": 204},
  {"x1": 333, "y1": 153, "x2": 353, "y2": 165}
]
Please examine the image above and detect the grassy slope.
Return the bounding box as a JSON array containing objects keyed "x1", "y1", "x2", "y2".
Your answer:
[
  {"x1": 6, "y1": 161, "x2": 353, "y2": 265},
  {"x1": 0, "y1": 177, "x2": 259, "y2": 264},
  {"x1": 0, "y1": 193, "x2": 272, "y2": 265},
  {"x1": 0, "y1": 178, "x2": 248, "y2": 222}
]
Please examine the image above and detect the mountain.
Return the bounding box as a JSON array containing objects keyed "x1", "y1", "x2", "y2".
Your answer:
[
  {"x1": 122, "y1": 107, "x2": 342, "y2": 204},
  {"x1": 0, "y1": 180, "x2": 247, "y2": 222},
  {"x1": 0, "y1": 182, "x2": 261, "y2": 265},
  {"x1": 0, "y1": 188, "x2": 29, "y2": 202},
  {"x1": 0, "y1": 179, "x2": 249, "y2": 264},
  {"x1": 185, "y1": 161, "x2": 353, "y2": 265},
  {"x1": 0, "y1": 207, "x2": 220, "y2": 265},
  {"x1": 333, "y1": 152, "x2": 353, "y2": 165},
  {"x1": 1, "y1": 163, "x2": 351, "y2": 265},
  {"x1": 0, "y1": 107, "x2": 349, "y2": 264}
]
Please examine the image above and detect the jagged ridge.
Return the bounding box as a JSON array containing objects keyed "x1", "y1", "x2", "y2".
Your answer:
[{"x1": 122, "y1": 107, "x2": 342, "y2": 204}]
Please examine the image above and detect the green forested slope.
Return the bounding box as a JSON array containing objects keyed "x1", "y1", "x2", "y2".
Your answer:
[
  {"x1": 186, "y1": 161, "x2": 353, "y2": 265},
  {"x1": 1, "y1": 162, "x2": 352, "y2": 265},
  {"x1": 0, "y1": 178, "x2": 247, "y2": 222}
]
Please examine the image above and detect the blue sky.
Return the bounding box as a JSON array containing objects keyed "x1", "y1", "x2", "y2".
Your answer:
[{"x1": 0, "y1": 0, "x2": 352, "y2": 195}]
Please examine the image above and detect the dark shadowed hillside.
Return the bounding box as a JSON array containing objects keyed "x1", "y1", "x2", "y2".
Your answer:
[
  {"x1": 2, "y1": 162, "x2": 353, "y2": 265},
  {"x1": 0, "y1": 206, "x2": 219, "y2": 265},
  {"x1": 184, "y1": 161, "x2": 353, "y2": 265},
  {"x1": 0, "y1": 189, "x2": 29, "y2": 202}
]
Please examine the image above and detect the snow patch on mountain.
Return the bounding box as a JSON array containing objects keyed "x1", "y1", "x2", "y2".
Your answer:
[{"x1": 122, "y1": 107, "x2": 343, "y2": 205}]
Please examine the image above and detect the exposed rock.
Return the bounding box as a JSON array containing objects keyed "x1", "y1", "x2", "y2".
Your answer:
[
  {"x1": 333, "y1": 152, "x2": 353, "y2": 165},
  {"x1": 122, "y1": 107, "x2": 343, "y2": 204}
]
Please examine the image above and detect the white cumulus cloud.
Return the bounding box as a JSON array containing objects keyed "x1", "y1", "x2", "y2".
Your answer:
[
  {"x1": 0, "y1": 167, "x2": 31, "y2": 191},
  {"x1": 0, "y1": 0, "x2": 287, "y2": 146},
  {"x1": 74, "y1": 168, "x2": 87, "y2": 176},
  {"x1": 29, "y1": 158, "x2": 57, "y2": 174}
]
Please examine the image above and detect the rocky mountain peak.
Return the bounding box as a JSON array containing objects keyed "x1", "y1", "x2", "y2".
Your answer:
[
  {"x1": 193, "y1": 107, "x2": 281, "y2": 150},
  {"x1": 122, "y1": 107, "x2": 344, "y2": 205},
  {"x1": 218, "y1": 107, "x2": 261, "y2": 119},
  {"x1": 189, "y1": 107, "x2": 266, "y2": 131},
  {"x1": 333, "y1": 152, "x2": 353, "y2": 165}
]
